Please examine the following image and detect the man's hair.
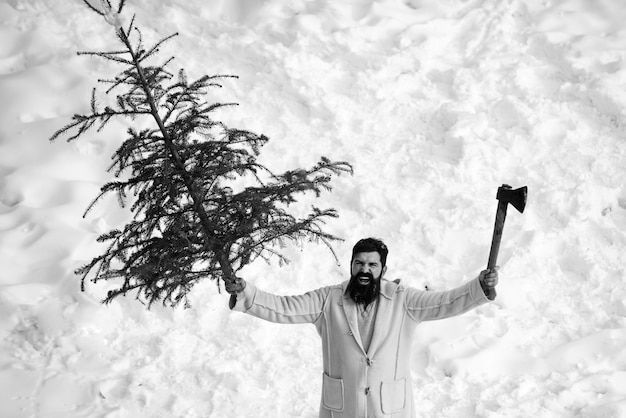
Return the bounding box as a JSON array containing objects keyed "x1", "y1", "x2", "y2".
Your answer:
[{"x1": 351, "y1": 237, "x2": 389, "y2": 267}]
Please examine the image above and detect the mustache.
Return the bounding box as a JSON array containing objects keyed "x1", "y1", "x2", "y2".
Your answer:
[{"x1": 356, "y1": 272, "x2": 374, "y2": 280}]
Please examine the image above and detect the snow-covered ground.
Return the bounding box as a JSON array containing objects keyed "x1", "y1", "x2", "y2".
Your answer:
[{"x1": 1, "y1": 0, "x2": 626, "y2": 416}]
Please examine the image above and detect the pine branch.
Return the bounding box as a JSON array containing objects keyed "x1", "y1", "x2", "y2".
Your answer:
[
  {"x1": 113, "y1": 28, "x2": 240, "y2": 279},
  {"x1": 54, "y1": 3, "x2": 353, "y2": 308}
]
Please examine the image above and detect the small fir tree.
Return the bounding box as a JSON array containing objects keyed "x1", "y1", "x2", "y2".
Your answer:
[{"x1": 50, "y1": 0, "x2": 352, "y2": 308}]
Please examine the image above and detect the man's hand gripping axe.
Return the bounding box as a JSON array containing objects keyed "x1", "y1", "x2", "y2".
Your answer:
[{"x1": 485, "y1": 184, "x2": 527, "y2": 299}]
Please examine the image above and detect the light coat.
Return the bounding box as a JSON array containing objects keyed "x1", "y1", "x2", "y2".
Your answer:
[{"x1": 232, "y1": 277, "x2": 489, "y2": 418}]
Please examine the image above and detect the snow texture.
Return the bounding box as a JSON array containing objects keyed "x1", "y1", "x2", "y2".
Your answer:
[{"x1": 1, "y1": 0, "x2": 626, "y2": 417}]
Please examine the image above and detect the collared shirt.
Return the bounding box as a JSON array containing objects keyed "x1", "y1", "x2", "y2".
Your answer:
[{"x1": 355, "y1": 298, "x2": 379, "y2": 352}]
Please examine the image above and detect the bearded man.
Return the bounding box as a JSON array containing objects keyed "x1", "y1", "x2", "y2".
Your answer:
[{"x1": 226, "y1": 237, "x2": 498, "y2": 418}]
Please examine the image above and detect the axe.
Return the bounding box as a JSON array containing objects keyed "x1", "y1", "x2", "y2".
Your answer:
[{"x1": 485, "y1": 184, "x2": 527, "y2": 299}]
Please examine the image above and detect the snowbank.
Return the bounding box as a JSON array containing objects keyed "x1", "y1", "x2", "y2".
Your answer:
[{"x1": 1, "y1": 0, "x2": 625, "y2": 417}]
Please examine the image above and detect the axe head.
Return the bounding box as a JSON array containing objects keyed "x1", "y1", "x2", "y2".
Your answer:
[{"x1": 496, "y1": 184, "x2": 527, "y2": 213}]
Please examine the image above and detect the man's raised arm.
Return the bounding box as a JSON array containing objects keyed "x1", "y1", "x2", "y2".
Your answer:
[{"x1": 226, "y1": 277, "x2": 333, "y2": 324}]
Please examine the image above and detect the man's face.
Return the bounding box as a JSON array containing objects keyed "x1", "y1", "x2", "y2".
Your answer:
[
  {"x1": 348, "y1": 251, "x2": 386, "y2": 305},
  {"x1": 350, "y1": 251, "x2": 386, "y2": 283}
]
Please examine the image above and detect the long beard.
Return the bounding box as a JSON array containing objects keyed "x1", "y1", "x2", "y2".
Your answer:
[{"x1": 347, "y1": 272, "x2": 381, "y2": 307}]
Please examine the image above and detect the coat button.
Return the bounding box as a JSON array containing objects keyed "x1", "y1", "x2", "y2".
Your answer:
[
  {"x1": 366, "y1": 358, "x2": 373, "y2": 366},
  {"x1": 348, "y1": 330, "x2": 353, "y2": 336},
  {"x1": 365, "y1": 387, "x2": 370, "y2": 395}
]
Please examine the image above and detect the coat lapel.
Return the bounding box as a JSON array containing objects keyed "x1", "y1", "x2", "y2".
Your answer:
[
  {"x1": 340, "y1": 281, "x2": 367, "y2": 355},
  {"x1": 366, "y1": 280, "x2": 397, "y2": 357}
]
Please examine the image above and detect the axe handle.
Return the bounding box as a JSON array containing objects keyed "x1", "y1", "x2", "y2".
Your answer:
[{"x1": 486, "y1": 201, "x2": 509, "y2": 299}]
